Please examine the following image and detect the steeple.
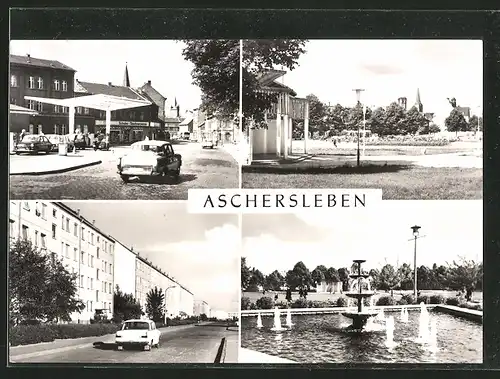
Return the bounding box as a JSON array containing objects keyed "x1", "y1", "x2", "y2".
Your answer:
[
  {"x1": 123, "y1": 62, "x2": 130, "y2": 87},
  {"x1": 415, "y1": 88, "x2": 423, "y2": 112}
]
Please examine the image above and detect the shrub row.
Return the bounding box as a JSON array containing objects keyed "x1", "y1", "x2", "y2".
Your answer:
[
  {"x1": 367, "y1": 139, "x2": 451, "y2": 147},
  {"x1": 9, "y1": 323, "x2": 121, "y2": 347}
]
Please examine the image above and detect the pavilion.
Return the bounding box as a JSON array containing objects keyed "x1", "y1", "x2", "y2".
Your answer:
[
  {"x1": 24, "y1": 94, "x2": 152, "y2": 145},
  {"x1": 248, "y1": 70, "x2": 310, "y2": 163}
]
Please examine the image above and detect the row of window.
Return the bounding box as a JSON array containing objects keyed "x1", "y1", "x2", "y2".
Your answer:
[
  {"x1": 11, "y1": 75, "x2": 68, "y2": 91},
  {"x1": 27, "y1": 124, "x2": 89, "y2": 135}
]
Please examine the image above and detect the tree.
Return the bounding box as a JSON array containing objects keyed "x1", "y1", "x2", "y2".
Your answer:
[
  {"x1": 304, "y1": 94, "x2": 328, "y2": 137},
  {"x1": 404, "y1": 106, "x2": 428, "y2": 135},
  {"x1": 346, "y1": 103, "x2": 372, "y2": 132},
  {"x1": 9, "y1": 239, "x2": 84, "y2": 325},
  {"x1": 325, "y1": 104, "x2": 350, "y2": 136},
  {"x1": 337, "y1": 267, "x2": 350, "y2": 291},
  {"x1": 264, "y1": 270, "x2": 285, "y2": 291},
  {"x1": 325, "y1": 267, "x2": 340, "y2": 283},
  {"x1": 200, "y1": 313, "x2": 208, "y2": 321},
  {"x1": 113, "y1": 285, "x2": 143, "y2": 323},
  {"x1": 285, "y1": 261, "x2": 313, "y2": 292},
  {"x1": 248, "y1": 268, "x2": 265, "y2": 292},
  {"x1": 311, "y1": 268, "x2": 325, "y2": 286},
  {"x1": 368, "y1": 268, "x2": 380, "y2": 290},
  {"x1": 145, "y1": 286, "x2": 165, "y2": 323},
  {"x1": 445, "y1": 108, "x2": 469, "y2": 136},
  {"x1": 367, "y1": 107, "x2": 387, "y2": 136},
  {"x1": 383, "y1": 102, "x2": 407, "y2": 135},
  {"x1": 446, "y1": 258, "x2": 482, "y2": 301},
  {"x1": 468, "y1": 115, "x2": 481, "y2": 133},
  {"x1": 377, "y1": 264, "x2": 400, "y2": 293},
  {"x1": 241, "y1": 257, "x2": 252, "y2": 291},
  {"x1": 397, "y1": 263, "x2": 413, "y2": 290},
  {"x1": 242, "y1": 39, "x2": 307, "y2": 130}
]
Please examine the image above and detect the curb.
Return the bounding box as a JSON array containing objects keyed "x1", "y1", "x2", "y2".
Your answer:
[
  {"x1": 10, "y1": 160, "x2": 102, "y2": 176},
  {"x1": 214, "y1": 337, "x2": 227, "y2": 363}
]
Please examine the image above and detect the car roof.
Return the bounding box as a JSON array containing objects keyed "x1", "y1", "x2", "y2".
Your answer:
[
  {"x1": 124, "y1": 319, "x2": 153, "y2": 323},
  {"x1": 131, "y1": 140, "x2": 170, "y2": 147}
]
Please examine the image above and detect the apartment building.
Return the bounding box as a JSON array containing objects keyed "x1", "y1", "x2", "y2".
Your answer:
[
  {"x1": 9, "y1": 201, "x2": 115, "y2": 323},
  {"x1": 194, "y1": 300, "x2": 211, "y2": 317},
  {"x1": 113, "y1": 241, "x2": 137, "y2": 296}
]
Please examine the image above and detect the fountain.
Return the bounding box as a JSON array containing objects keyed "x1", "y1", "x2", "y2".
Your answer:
[
  {"x1": 416, "y1": 302, "x2": 430, "y2": 343},
  {"x1": 270, "y1": 307, "x2": 284, "y2": 331},
  {"x1": 428, "y1": 318, "x2": 438, "y2": 352},
  {"x1": 400, "y1": 306, "x2": 409, "y2": 323},
  {"x1": 286, "y1": 309, "x2": 293, "y2": 328},
  {"x1": 341, "y1": 260, "x2": 379, "y2": 330},
  {"x1": 256, "y1": 312, "x2": 263, "y2": 328},
  {"x1": 385, "y1": 315, "x2": 397, "y2": 348}
]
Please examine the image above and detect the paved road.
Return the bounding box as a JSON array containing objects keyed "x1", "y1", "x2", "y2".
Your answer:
[
  {"x1": 11, "y1": 324, "x2": 238, "y2": 364},
  {"x1": 9, "y1": 142, "x2": 239, "y2": 200}
]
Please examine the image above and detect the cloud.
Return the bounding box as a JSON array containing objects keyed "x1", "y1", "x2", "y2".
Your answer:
[{"x1": 359, "y1": 63, "x2": 405, "y2": 76}]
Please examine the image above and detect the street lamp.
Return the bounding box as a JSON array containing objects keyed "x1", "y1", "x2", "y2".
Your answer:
[
  {"x1": 164, "y1": 285, "x2": 177, "y2": 326},
  {"x1": 352, "y1": 88, "x2": 365, "y2": 167},
  {"x1": 411, "y1": 225, "x2": 421, "y2": 297}
]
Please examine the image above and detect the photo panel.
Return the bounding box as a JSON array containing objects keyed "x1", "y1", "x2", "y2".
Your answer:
[
  {"x1": 240, "y1": 200, "x2": 483, "y2": 364},
  {"x1": 240, "y1": 39, "x2": 483, "y2": 201},
  {"x1": 8, "y1": 200, "x2": 240, "y2": 364},
  {"x1": 9, "y1": 39, "x2": 242, "y2": 201}
]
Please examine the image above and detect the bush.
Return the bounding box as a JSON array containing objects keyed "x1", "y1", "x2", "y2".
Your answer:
[
  {"x1": 367, "y1": 135, "x2": 450, "y2": 147},
  {"x1": 336, "y1": 297, "x2": 349, "y2": 307},
  {"x1": 397, "y1": 298, "x2": 408, "y2": 306},
  {"x1": 310, "y1": 300, "x2": 335, "y2": 308},
  {"x1": 376, "y1": 296, "x2": 396, "y2": 306},
  {"x1": 401, "y1": 294, "x2": 416, "y2": 305},
  {"x1": 166, "y1": 318, "x2": 199, "y2": 326},
  {"x1": 9, "y1": 323, "x2": 121, "y2": 346},
  {"x1": 445, "y1": 297, "x2": 461, "y2": 306},
  {"x1": 363, "y1": 297, "x2": 372, "y2": 307},
  {"x1": 275, "y1": 301, "x2": 289, "y2": 309},
  {"x1": 249, "y1": 302, "x2": 257, "y2": 310},
  {"x1": 417, "y1": 295, "x2": 430, "y2": 304},
  {"x1": 463, "y1": 303, "x2": 483, "y2": 311},
  {"x1": 241, "y1": 296, "x2": 251, "y2": 310},
  {"x1": 291, "y1": 298, "x2": 309, "y2": 309},
  {"x1": 255, "y1": 296, "x2": 275, "y2": 310},
  {"x1": 429, "y1": 294, "x2": 445, "y2": 304}
]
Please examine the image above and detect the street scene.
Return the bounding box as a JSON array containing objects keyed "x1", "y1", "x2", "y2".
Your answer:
[
  {"x1": 240, "y1": 201, "x2": 483, "y2": 363},
  {"x1": 240, "y1": 40, "x2": 483, "y2": 200},
  {"x1": 9, "y1": 201, "x2": 240, "y2": 363},
  {"x1": 9, "y1": 40, "x2": 241, "y2": 200}
]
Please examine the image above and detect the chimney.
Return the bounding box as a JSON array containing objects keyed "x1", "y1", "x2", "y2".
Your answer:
[
  {"x1": 147, "y1": 80, "x2": 151, "y2": 85},
  {"x1": 77, "y1": 208, "x2": 80, "y2": 216},
  {"x1": 26, "y1": 54, "x2": 31, "y2": 63},
  {"x1": 108, "y1": 82, "x2": 112, "y2": 86},
  {"x1": 131, "y1": 246, "x2": 134, "y2": 251},
  {"x1": 92, "y1": 220, "x2": 95, "y2": 225}
]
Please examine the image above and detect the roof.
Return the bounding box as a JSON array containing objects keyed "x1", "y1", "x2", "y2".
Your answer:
[
  {"x1": 256, "y1": 69, "x2": 287, "y2": 86},
  {"x1": 75, "y1": 80, "x2": 148, "y2": 101},
  {"x1": 131, "y1": 139, "x2": 171, "y2": 147},
  {"x1": 179, "y1": 116, "x2": 193, "y2": 126},
  {"x1": 138, "y1": 82, "x2": 167, "y2": 103},
  {"x1": 10, "y1": 54, "x2": 76, "y2": 71},
  {"x1": 164, "y1": 117, "x2": 182, "y2": 123},
  {"x1": 10, "y1": 104, "x2": 39, "y2": 115},
  {"x1": 262, "y1": 80, "x2": 296, "y2": 96}
]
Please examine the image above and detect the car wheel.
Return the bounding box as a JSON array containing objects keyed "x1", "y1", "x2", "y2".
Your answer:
[{"x1": 120, "y1": 175, "x2": 130, "y2": 183}]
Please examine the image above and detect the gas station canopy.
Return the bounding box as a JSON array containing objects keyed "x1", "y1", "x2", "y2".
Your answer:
[
  {"x1": 24, "y1": 94, "x2": 151, "y2": 111},
  {"x1": 10, "y1": 104, "x2": 39, "y2": 115}
]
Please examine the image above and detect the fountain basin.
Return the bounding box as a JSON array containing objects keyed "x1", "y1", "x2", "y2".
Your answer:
[
  {"x1": 341, "y1": 310, "x2": 379, "y2": 330},
  {"x1": 344, "y1": 291, "x2": 376, "y2": 299}
]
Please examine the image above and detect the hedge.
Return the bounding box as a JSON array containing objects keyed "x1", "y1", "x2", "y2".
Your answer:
[
  {"x1": 429, "y1": 294, "x2": 446, "y2": 304},
  {"x1": 376, "y1": 296, "x2": 396, "y2": 306},
  {"x1": 9, "y1": 323, "x2": 121, "y2": 347},
  {"x1": 367, "y1": 139, "x2": 450, "y2": 147}
]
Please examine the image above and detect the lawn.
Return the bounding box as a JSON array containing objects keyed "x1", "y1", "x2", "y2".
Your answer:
[{"x1": 242, "y1": 165, "x2": 482, "y2": 200}]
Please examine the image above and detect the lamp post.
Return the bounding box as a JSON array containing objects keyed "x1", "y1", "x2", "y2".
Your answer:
[
  {"x1": 164, "y1": 285, "x2": 177, "y2": 326},
  {"x1": 352, "y1": 89, "x2": 365, "y2": 167},
  {"x1": 411, "y1": 225, "x2": 421, "y2": 297}
]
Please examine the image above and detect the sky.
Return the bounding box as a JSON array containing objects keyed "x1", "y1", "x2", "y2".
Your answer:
[
  {"x1": 279, "y1": 39, "x2": 483, "y2": 121},
  {"x1": 63, "y1": 201, "x2": 240, "y2": 313},
  {"x1": 10, "y1": 40, "x2": 202, "y2": 113},
  {"x1": 242, "y1": 200, "x2": 482, "y2": 275}
]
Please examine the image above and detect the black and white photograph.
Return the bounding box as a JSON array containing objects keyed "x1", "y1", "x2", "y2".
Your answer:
[
  {"x1": 8, "y1": 201, "x2": 239, "y2": 364},
  {"x1": 9, "y1": 40, "x2": 241, "y2": 200},
  {"x1": 240, "y1": 201, "x2": 483, "y2": 363},
  {"x1": 240, "y1": 39, "x2": 483, "y2": 200}
]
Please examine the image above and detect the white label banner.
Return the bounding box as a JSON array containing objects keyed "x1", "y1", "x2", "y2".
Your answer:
[{"x1": 188, "y1": 189, "x2": 383, "y2": 214}]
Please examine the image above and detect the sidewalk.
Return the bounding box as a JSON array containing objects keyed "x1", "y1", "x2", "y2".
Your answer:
[
  {"x1": 239, "y1": 348, "x2": 297, "y2": 363},
  {"x1": 9, "y1": 324, "x2": 196, "y2": 360},
  {"x1": 222, "y1": 332, "x2": 239, "y2": 363},
  {"x1": 221, "y1": 142, "x2": 246, "y2": 165},
  {"x1": 10, "y1": 153, "x2": 102, "y2": 175}
]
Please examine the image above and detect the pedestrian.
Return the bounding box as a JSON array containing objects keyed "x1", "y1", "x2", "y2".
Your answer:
[
  {"x1": 20, "y1": 129, "x2": 27, "y2": 141},
  {"x1": 274, "y1": 293, "x2": 278, "y2": 302},
  {"x1": 333, "y1": 138, "x2": 337, "y2": 148}
]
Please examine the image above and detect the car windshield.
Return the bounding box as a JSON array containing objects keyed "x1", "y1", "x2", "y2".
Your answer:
[
  {"x1": 21, "y1": 135, "x2": 40, "y2": 142},
  {"x1": 123, "y1": 321, "x2": 150, "y2": 330},
  {"x1": 132, "y1": 144, "x2": 162, "y2": 153}
]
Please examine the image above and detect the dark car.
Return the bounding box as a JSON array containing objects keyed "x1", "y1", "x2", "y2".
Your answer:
[{"x1": 15, "y1": 135, "x2": 53, "y2": 155}]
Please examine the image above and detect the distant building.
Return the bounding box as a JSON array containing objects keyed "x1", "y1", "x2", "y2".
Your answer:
[
  {"x1": 194, "y1": 300, "x2": 211, "y2": 317},
  {"x1": 137, "y1": 79, "x2": 168, "y2": 139},
  {"x1": 316, "y1": 281, "x2": 343, "y2": 294},
  {"x1": 9, "y1": 54, "x2": 93, "y2": 135},
  {"x1": 415, "y1": 88, "x2": 424, "y2": 113},
  {"x1": 113, "y1": 240, "x2": 137, "y2": 297}
]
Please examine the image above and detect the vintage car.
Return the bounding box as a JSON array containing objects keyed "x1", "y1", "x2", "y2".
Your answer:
[
  {"x1": 67, "y1": 133, "x2": 90, "y2": 150},
  {"x1": 201, "y1": 139, "x2": 215, "y2": 149},
  {"x1": 15, "y1": 134, "x2": 53, "y2": 155},
  {"x1": 45, "y1": 134, "x2": 76, "y2": 152},
  {"x1": 115, "y1": 319, "x2": 161, "y2": 351},
  {"x1": 117, "y1": 140, "x2": 182, "y2": 183}
]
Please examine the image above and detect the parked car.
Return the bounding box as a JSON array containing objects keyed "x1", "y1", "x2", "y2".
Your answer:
[
  {"x1": 67, "y1": 133, "x2": 89, "y2": 150},
  {"x1": 201, "y1": 140, "x2": 214, "y2": 149},
  {"x1": 45, "y1": 134, "x2": 75, "y2": 152},
  {"x1": 15, "y1": 134, "x2": 53, "y2": 155},
  {"x1": 117, "y1": 140, "x2": 182, "y2": 183},
  {"x1": 115, "y1": 319, "x2": 161, "y2": 351}
]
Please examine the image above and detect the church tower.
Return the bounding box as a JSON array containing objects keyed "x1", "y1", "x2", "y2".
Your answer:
[
  {"x1": 123, "y1": 62, "x2": 130, "y2": 87},
  {"x1": 415, "y1": 88, "x2": 423, "y2": 113}
]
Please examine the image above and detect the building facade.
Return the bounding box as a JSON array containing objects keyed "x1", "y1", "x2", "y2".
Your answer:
[
  {"x1": 9, "y1": 54, "x2": 94, "y2": 135},
  {"x1": 113, "y1": 241, "x2": 137, "y2": 296},
  {"x1": 9, "y1": 201, "x2": 115, "y2": 323},
  {"x1": 194, "y1": 300, "x2": 211, "y2": 317}
]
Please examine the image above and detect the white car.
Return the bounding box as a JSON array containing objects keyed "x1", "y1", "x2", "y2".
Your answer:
[
  {"x1": 115, "y1": 319, "x2": 161, "y2": 351},
  {"x1": 201, "y1": 140, "x2": 214, "y2": 149}
]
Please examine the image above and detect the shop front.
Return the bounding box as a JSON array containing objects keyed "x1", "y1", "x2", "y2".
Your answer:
[{"x1": 95, "y1": 120, "x2": 161, "y2": 144}]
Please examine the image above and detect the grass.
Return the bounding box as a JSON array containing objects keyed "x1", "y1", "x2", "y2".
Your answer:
[{"x1": 242, "y1": 165, "x2": 482, "y2": 200}]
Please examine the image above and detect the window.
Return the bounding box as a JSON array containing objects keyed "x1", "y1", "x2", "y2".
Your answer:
[
  {"x1": 29, "y1": 124, "x2": 34, "y2": 134},
  {"x1": 23, "y1": 202, "x2": 30, "y2": 211},
  {"x1": 65, "y1": 244, "x2": 70, "y2": 258},
  {"x1": 104, "y1": 262, "x2": 107, "y2": 273},
  {"x1": 21, "y1": 225, "x2": 29, "y2": 240},
  {"x1": 96, "y1": 247, "x2": 100, "y2": 259},
  {"x1": 34, "y1": 231, "x2": 39, "y2": 246},
  {"x1": 76, "y1": 106, "x2": 82, "y2": 114},
  {"x1": 140, "y1": 112, "x2": 144, "y2": 120},
  {"x1": 74, "y1": 247, "x2": 78, "y2": 261},
  {"x1": 54, "y1": 105, "x2": 60, "y2": 113},
  {"x1": 91, "y1": 233, "x2": 94, "y2": 245},
  {"x1": 81, "y1": 251, "x2": 85, "y2": 264},
  {"x1": 53, "y1": 79, "x2": 60, "y2": 90},
  {"x1": 90, "y1": 255, "x2": 94, "y2": 268},
  {"x1": 108, "y1": 303, "x2": 111, "y2": 312},
  {"x1": 109, "y1": 283, "x2": 112, "y2": 294},
  {"x1": 61, "y1": 215, "x2": 65, "y2": 230},
  {"x1": 96, "y1": 290, "x2": 99, "y2": 302},
  {"x1": 11, "y1": 75, "x2": 18, "y2": 87},
  {"x1": 87, "y1": 277, "x2": 90, "y2": 289},
  {"x1": 66, "y1": 217, "x2": 70, "y2": 232},
  {"x1": 80, "y1": 275, "x2": 84, "y2": 288},
  {"x1": 74, "y1": 223, "x2": 78, "y2": 236},
  {"x1": 102, "y1": 281, "x2": 105, "y2": 292},
  {"x1": 96, "y1": 269, "x2": 99, "y2": 280},
  {"x1": 37, "y1": 77, "x2": 44, "y2": 89},
  {"x1": 130, "y1": 111, "x2": 136, "y2": 120},
  {"x1": 27, "y1": 100, "x2": 36, "y2": 110},
  {"x1": 91, "y1": 278, "x2": 94, "y2": 290},
  {"x1": 36, "y1": 102, "x2": 43, "y2": 112},
  {"x1": 97, "y1": 236, "x2": 100, "y2": 243},
  {"x1": 52, "y1": 224, "x2": 57, "y2": 239},
  {"x1": 61, "y1": 242, "x2": 64, "y2": 257},
  {"x1": 109, "y1": 264, "x2": 112, "y2": 274},
  {"x1": 82, "y1": 228, "x2": 85, "y2": 240},
  {"x1": 104, "y1": 302, "x2": 107, "y2": 310},
  {"x1": 35, "y1": 202, "x2": 41, "y2": 217},
  {"x1": 62, "y1": 80, "x2": 68, "y2": 91},
  {"x1": 41, "y1": 203, "x2": 47, "y2": 219},
  {"x1": 41, "y1": 233, "x2": 47, "y2": 249},
  {"x1": 53, "y1": 208, "x2": 57, "y2": 218},
  {"x1": 53, "y1": 124, "x2": 59, "y2": 134},
  {"x1": 61, "y1": 125, "x2": 66, "y2": 135},
  {"x1": 88, "y1": 254, "x2": 91, "y2": 266},
  {"x1": 84, "y1": 125, "x2": 89, "y2": 134},
  {"x1": 9, "y1": 220, "x2": 15, "y2": 239},
  {"x1": 28, "y1": 76, "x2": 35, "y2": 89},
  {"x1": 84, "y1": 108, "x2": 89, "y2": 115},
  {"x1": 104, "y1": 241, "x2": 108, "y2": 253},
  {"x1": 90, "y1": 301, "x2": 93, "y2": 312}
]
